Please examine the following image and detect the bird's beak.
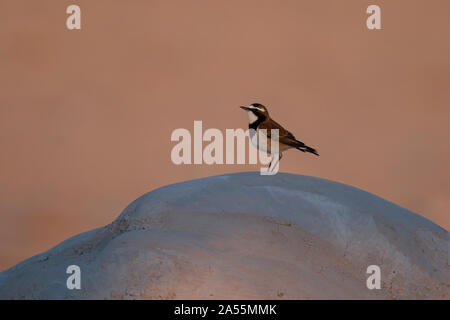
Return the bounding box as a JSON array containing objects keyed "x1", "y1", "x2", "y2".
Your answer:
[{"x1": 240, "y1": 106, "x2": 250, "y2": 111}]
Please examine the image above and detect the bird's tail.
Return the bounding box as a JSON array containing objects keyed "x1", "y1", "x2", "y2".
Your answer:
[{"x1": 296, "y1": 141, "x2": 319, "y2": 156}]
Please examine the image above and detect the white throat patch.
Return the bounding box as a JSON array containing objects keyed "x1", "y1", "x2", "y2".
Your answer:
[{"x1": 247, "y1": 111, "x2": 258, "y2": 124}]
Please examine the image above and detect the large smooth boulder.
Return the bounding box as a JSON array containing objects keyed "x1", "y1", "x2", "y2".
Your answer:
[{"x1": 0, "y1": 172, "x2": 448, "y2": 299}]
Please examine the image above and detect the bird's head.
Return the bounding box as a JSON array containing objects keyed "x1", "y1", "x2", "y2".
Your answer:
[{"x1": 240, "y1": 103, "x2": 269, "y2": 118}]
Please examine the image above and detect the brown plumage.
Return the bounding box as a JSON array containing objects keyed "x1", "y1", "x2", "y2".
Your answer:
[{"x1": 240, "y1": 103, "x2": 319, "y2": 156}]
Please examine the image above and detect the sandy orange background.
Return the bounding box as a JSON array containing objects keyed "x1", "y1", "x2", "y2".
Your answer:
[{"x1": 1, "y1": 0, "x2": 449, "y2": 271}]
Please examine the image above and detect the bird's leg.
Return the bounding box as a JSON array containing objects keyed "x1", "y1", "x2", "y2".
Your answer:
[
  {"x1": 267, "y1": 154, "x2": 275, "y2": 172},
  {"x1": 267, "y1": 153, "x2": 282, "y2": 173},
  {"x1": 270, "y1": 153, "x2": 281, "y2": 172}
]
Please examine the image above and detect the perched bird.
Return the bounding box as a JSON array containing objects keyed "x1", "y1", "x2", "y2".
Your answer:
[{"x1": 240, "y1": 103, "x2": 318, "y2": 168}]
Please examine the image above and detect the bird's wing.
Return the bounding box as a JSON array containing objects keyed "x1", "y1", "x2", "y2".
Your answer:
[
  {"x1": 259, "y1": 118, "x2": 319, "y2": 155},
  {"x1": 259, "y1": 118, "x2": 299, "y2": 146}
]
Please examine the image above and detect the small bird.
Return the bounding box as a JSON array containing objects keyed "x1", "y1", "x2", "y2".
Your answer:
[{"x1": 240, "y1": 103, "x2": 318, "y2": 168}]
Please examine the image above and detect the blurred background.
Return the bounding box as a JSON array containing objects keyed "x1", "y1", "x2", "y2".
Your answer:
[{"x1": 1, "y1": 0, "x2": 449, "y2": 271}]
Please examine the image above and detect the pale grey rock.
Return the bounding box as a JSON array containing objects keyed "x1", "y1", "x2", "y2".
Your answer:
[{"x1": 0, "y1": 172, "x2": 448, "y2": 299}]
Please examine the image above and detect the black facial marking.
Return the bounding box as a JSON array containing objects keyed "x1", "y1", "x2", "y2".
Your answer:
[
  {"x1": 249, "y1": 111, "x2": 266, "y2": 130},
  {"x1": 250, "y1": 103, "x2": 268, "y2": 115}
]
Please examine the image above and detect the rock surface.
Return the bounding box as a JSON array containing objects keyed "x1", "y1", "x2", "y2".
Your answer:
[{"x1": 0, "y1": 172, "x2": 448, "y2": 299}]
